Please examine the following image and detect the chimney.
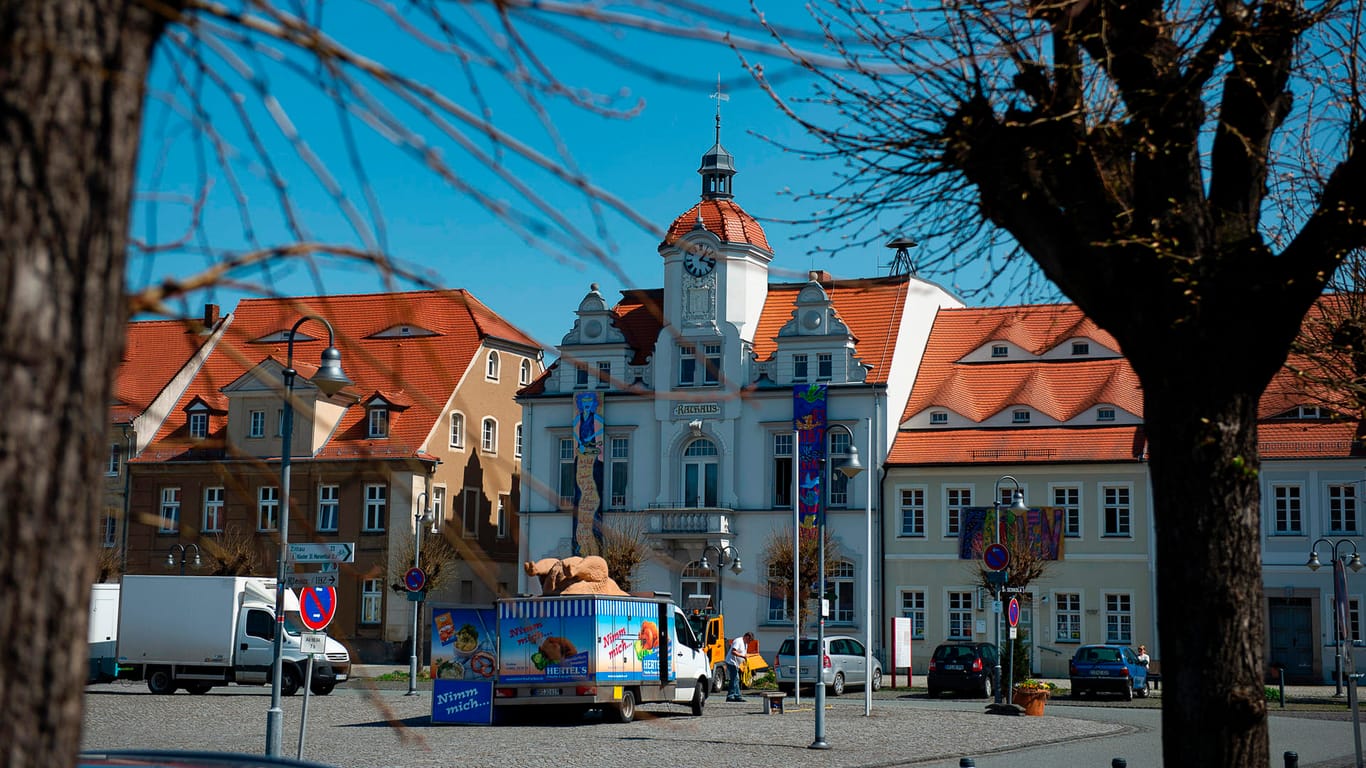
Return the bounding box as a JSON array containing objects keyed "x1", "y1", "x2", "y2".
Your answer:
[
  {"x1": 808, "y1": 269, "x2": 833, "y2": 285},
  {"x1": 203, "y1": 303, "x2": 220, "y2": 328}
]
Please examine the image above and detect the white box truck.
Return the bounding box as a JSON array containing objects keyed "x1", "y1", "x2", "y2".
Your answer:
[
  {"x1": 87, "y1": 583, "x2": 121, "y2": 684},
  {"x1": 492, "y1": 594, "x2": 710, "y2": 723},
  {"x1": 91, "y1": 575, "x2": 349, "y2": 696}
]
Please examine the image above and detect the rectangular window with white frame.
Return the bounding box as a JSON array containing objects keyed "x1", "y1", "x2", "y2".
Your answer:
[
  {"x1": 203, "y1": 486, "x2": 224, "y2": 533},
  {"x1": 159, "y1": 488, "x2": 181, "y2": 533},
  {"x1": 1105, "y1": 593, "x2": 1133, "y2": 644},
  {"x1": 766, "y1": 563, "x2": 790, "y2": 623},
  {"x1": 102, "y1": 510, "x2": 117, "y2": 547},
  {"x1": 1271, "y1": 484, "x2": 1303, "y2": 535},
  {"x1": 497, "y1": 493, "x2": 510, "y2": 538},
  {"x1": 431, "y1": 487, "x2": 446, "y2": 532},
  {"x1": 596, "y1": 360, "x2": 611, "y2": 388},
  {"x1": 257, "y1": 486, "x2": 279, "y2": 531},
  {"x1": 703, "y1": 343, "x2": 721, "y2": 385},
  {"x1": 678, "y1": 344, "x2": 696, "y2": 387},
  {"x1": 900, "y1": 488, "x2": 926, "y2": 537},
  {"x1": 830, "y1": 561, "x2": 855, "y2": 623},
  {"x1": 249, "y1": 409, "x2": 266, "y2": 438},
  {"x1": 827, "y1": 428, "x2": 851, "y2": 507},
  {"x1": 945, "y1": 488, "x2": 972, "y2": 536},
  {"x1": 368, "y1": 407, "x2": 389, "y2": 439},
  {"x1": 558, "y1": 438, "x2": 576, "y2": 507},
  {"x1": 515, "y1": 423, "x2": 523, "y2": 459},
  {"x1": 817, "y1": 352, "x2": 833, "y2": 380},
  {"x1": 1102, "y1": 485, "x2": 1132, "y2": 537},
  {"x1": 107, "y1": 443, "x2": 121, "y2": 476},
  {"x1": 462, "y1": 488, "x2": 480, "y2": 538},
  {"x1": 317, "y1": 484, "x2": 339, "y2": 533},
  {"x1": 773, "y1": 432, "x2": 793, "y2": 507},
  {"x1": 608, "y1": 436, "x2": 629, "y2": 509},
  {"x1": 1351, "y1": 597, "x2": 1363, "y2": 644},
  {"x1": 360, "y1": 579, "x2": 382, "y2": 625},
  {"x1": 947, "y1": 590, "x2": 974, "y2": 639},
  {"x1": 793, "y1": 353, "x2": 808, "y2": 382},
  {"x1": 276, "y1": 408, "x2": 285, "y2": 437},
  {"x1": 1328, "y1": 483, "x2": 1360, "y2": 534},
  {"x1": 1053, "y1": 485, "x2": 1081, "y2": 538},
  {"x1": 900, "y1": 590, "x2": 926, "y2": 639},
  {"x1": 363, "y1": 484, "x2": 386, "y2": 532},
  {"x1": 1055, "y1": 592, "x2": 1082, "y2": 642},
  {"x1": 188, "y1": 411, "x2": 208, "y2": 439}
]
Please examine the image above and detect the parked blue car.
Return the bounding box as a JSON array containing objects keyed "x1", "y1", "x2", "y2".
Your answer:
[{"x1": 1068, "y1": 644, "x2": 1149, "y2": 700}]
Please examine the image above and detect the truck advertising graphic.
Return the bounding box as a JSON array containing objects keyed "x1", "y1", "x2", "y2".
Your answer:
[
  {"x1": 496, "y1": 597, "x2": 669, "y2": 685},
  {"x1": 429, "y1": 605, "x2": 496, "y2": 725}
]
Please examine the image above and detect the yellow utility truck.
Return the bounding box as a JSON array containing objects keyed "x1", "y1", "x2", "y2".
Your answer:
[{"x1": 684, "y1": 595, "x2": 769, "y2": 692}]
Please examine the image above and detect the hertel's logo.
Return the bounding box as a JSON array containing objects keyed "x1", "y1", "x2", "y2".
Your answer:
[{"x1": 299, "y1": 586, "x2": 337, "y2": 631}]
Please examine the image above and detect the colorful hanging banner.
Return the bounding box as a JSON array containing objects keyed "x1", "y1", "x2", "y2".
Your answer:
[
  {"x1": 793, "y1": 384, "x2": 828, "y2": 527},
  {"x1": 959, "y1": 506, "x2": 1065, "y2": 561},
  {"x1": 572, "y1": 391, "x2": 606, "y2": 556}
]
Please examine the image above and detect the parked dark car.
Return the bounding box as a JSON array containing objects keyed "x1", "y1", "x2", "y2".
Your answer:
[
  {"x1": 1068, "y1": 643, "x2": 1149, "y2": 700},
  {"x1": 926, "y1": 641, "x2": 1000, "y2": 698}
]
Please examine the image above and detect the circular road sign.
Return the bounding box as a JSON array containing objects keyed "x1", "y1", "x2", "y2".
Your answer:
[
  {"x1": 1008, "y1": 597, "x2": 1021, "y2": 628},
  {"x1": 404, "y1": 566, "x2": 428, "y2": 593},
  {"x1": 983, "y1": 542, "x2": 1010, "y2": 572},
  {"x1": 299, "y1": 586, "x2": 337, "y2": 631}
]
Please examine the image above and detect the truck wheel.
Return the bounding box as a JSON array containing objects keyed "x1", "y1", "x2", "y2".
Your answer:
[
  {"x1": 610, "y1": 690, "x2": 636, "y2": 723},
  {"x1": 691, "y1": 678, "x2": 706, "y2": 716},
  {"x1": 280, "y1": 665, "x2": 302, "y2": 697},
  {"x1": 146, "y1": 668, "x2": 176, "y2": 695},
  {"x1": 185, "y1": 683, "x2": 213, "y2": 695},
  {"x1": 311, "y1": 682, "x2": 335, "y2": 696},
  {"x1": 830, "y1": 672, "x2": 845, "y2": 697},
  {"x1": 711, "y1": 664, "x2": 726, "y2": 693}
]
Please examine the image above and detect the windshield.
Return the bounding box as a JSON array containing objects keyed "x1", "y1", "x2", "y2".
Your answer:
[
  {"x1": 778, "y1": 639, "x2": 820, "y2": 656},
  {"x1": 283, "y1": 611, "x2": 306, "y2": 636}
]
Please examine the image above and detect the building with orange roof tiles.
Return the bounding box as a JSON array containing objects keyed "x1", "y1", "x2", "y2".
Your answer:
[
  {"x1": 119, "y1": 290, "x2": 544, "y2": 662},
  {"x1": 884, "y1": 300, "x2": 1365, "y2": 686},
  {"x1": 517, "y1": 118, "x2": 962, "y2": 664},
  {"x1": 104, "y1": 304, "x2": 232, "y2": 571}
]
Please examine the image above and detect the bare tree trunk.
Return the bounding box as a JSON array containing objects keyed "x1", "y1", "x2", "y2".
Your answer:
[
  {"x1": 0, "y1": 2, "x2": 175, "y2": 766},
  {"x1": 1145, "y1": 366, "x2": 1268, "y2": 766}
]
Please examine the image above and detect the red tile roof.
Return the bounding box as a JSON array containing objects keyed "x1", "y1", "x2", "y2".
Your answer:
[
  {"x1": 138, "y1": 290, "x2": 537, "y2": 462},
  {"x1": 888, "y1": 426, "x2": 1147, "y2": 465},
  {"x1": 112, "y1": 319, "x2": 220, "y2": 425},
  {"x1": 663, "y1": 200, "x2": 770, "y2": 251},
  {"x1": 613, "y1": 289, "x2": 666, "y2": 367}
]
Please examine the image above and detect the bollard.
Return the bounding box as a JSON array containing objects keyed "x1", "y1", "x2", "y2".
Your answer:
[
  {"x1": 1112, "y1": 760, "x2": 1127, "y2": 768},
  {"x1": 959, "y1": 759, "x2": 976, "y2": 768},
  {"x1": 1284, "y1": 751, "x2": 1299, "y2": 768},
  {"x1": 1278, "y1": 664, "x2": 1287, "y2": 709}
]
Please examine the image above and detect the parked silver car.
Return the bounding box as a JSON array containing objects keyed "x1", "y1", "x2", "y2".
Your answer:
[{"x1": 774, "y1": 635, "x2": 882, "y2": 696}]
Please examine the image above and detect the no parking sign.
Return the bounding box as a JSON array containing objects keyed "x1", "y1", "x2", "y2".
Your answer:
[{"x1": 299, "y1": 586, "x2": 337, "y2": 631}]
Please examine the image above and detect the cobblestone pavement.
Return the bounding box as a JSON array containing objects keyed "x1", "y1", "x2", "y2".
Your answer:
[{"x1": 81, "y1": 681, "x2": 1128, "y2": 768}]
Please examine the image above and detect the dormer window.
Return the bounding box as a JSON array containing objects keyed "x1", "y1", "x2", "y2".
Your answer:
[
  {"x1": 1072, "y1": 342, "x2": 1090, "y2": 355},
  {"x1": 1097, "y1": 407, "x2": 1116, "y2": 421},
  {"x1": 486, "y1": 351, "x2": 500, "y2": 382},
  {"x1": 249, "y1": 410, "x2": 266, "y2": 438},
  {"x1": 368, "y1": 407, "x2": 389, "y2": 438},
  {"x1": 189, "y1": 411, "x2": 208, "y2": 440},
  {"x1": 930, "y1": 411, "x2": 948, "y2": 425},
  {"x1": 991, "y1": 345, "x2": 1008, "y2": 358},
  {"x1": 520, "y1": 359, "x2": 532, "y2": 386},
  {"x1": 818, "y1": 353, "x2": 833, "y2": 381},
  {"x1": 1012, "y1": 410, "x2": 1031, "y2": 424},
  {"x1": 1299, "y1": 405, "x2": 1324, "y2": 419}
]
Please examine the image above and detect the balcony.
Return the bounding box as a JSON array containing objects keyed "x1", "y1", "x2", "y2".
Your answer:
[{"x1": 645, "y1": 503, "x2": 734, "y2": 546}]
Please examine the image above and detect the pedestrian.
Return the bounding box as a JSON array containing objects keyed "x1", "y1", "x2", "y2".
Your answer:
[
  {"x1": 726, "y1": 631, "x2": 753, "y2": 702},
  {"x1": 1136, "y1": 644, "x2": 1150, "y2": 667}
]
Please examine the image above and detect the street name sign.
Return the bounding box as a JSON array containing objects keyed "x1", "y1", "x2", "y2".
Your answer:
[
  {"x1": 285, "y1": 572, "x2": 339, "y2": 589},
  {"x1": 288, "y1": 542, "x2": 355, "y2": 563}
]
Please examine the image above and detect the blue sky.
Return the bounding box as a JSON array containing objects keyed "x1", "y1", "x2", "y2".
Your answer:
[{"x1": 128, "y1": 4, "x2": 983, "y2": 353}]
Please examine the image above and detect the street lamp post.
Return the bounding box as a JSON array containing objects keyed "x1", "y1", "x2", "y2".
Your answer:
[
  {"x1": 810, "y1": 456, "x2": 830, "y2": 751},
  {"x1": 837, "y1": 432, "x2": 873, "y2": 717},
  {"x1": 166, "y1": 543, "x2": 201, "y2": 576},
  {"x1": 266, "y1": 315, "x2": 351, "y2": 758},
  {"x1": 1307, "y1": 538, "x2": 1364, "y2": 695},
  {"x1": 992, "y1": 475, "x2": 1028, "y2": 706},
  {"x1": 698, "y1": 543, "x2": 743, "y2": 616},
  {"x1": 408, "y1": 491, "x2": 434, "y2": 696}
]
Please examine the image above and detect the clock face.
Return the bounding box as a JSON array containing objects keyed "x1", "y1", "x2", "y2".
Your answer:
[{"x1": 683, "y1": 245, "x2": 717, "y2": 277}]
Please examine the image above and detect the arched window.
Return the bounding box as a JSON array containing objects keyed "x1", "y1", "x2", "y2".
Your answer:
[
  {"x1": 827, "y1": 426, "x2": 852, "y2": 507},
  {"x1": 481, "y1": 417, "x2": 498, "y2": 453},
  {"x1": 519, "y1": 358, "x2": 532, "y2": 385},
  {"x1": 486, "y1": 350, "x2": 500, "y2": 381},
  {"x1": 682, "y1": 438, "x2": 719, "y2": 508},
  {"x1": 449, "y1": 411, "x2": 465, "y2": 449}
]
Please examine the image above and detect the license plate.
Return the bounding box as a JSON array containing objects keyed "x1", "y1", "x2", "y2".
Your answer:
[
  {"x1": 945, "y1": 664, "x2": 964, "y2": 671},
  {"x1": 335, "y1": 674, "x2": 347, "y2": 682},
  {"x1": 786, "y1": 666, "x2": 796, "y2": 675},
  {"x1": 1088, "y1": 670, "x2": 1109, "y2": 676},
  {"x1": 532, "y1": 688, "x2": 562, "y2": 696}
]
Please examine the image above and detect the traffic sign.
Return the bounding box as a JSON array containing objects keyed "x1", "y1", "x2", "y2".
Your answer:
[
  {"x1": 285, "y1": 572, "x2": 339, "y2": 589},
  {"x1": 299, "y1": 586, "x2": 338, "y2": 631},
  {"x1": 983, "y1": 542, "x2": 1010, "y2": 571},
  {"x1": 1008, "y1": 597, "x2": 1020, "y2": 627},
  {"x1": 289, "y1": 543, "x2": 355, "y2": 563},
  {"x1": 404, "y1": 566, "x2": 427, "y2": 593},
  {"x1": 300, "y1": 632, "x2": 327, "y2": 655}
]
